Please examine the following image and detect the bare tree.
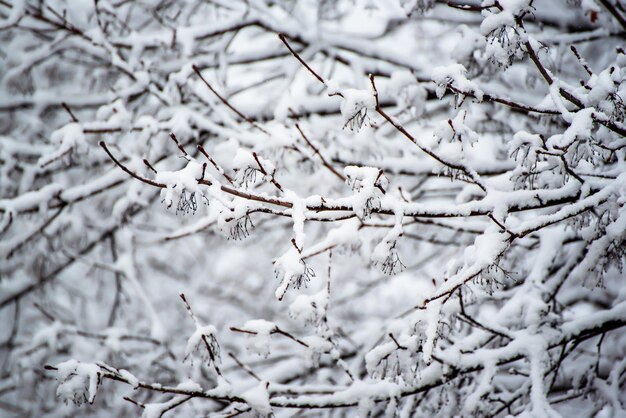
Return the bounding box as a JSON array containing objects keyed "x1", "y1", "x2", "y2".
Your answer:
[{"x1": 1, "y1": 0, "x2": 625, "y2": 417}]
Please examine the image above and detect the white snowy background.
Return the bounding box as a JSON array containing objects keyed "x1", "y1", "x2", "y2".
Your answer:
[{"x1": 0, "y1": 0, "x2": 625, "y2": 417}]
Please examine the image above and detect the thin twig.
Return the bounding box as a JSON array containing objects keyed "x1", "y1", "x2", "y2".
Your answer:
[
  {"x1": 278, "y1": 33, "x2": 326, "y2": 85},
  {"x1": 252, "y1": 152, "x2": 283, "y2": 192},
  {"x1": 197, "y1": 144, "x2": 235, "y2": 185},
  {"x1": 191, "y1": 64, "x2": 269, "y2": 134},
  {"x1": 230, "y1": 326, "x2": 309, "y2": 347},
  {"x1": 169, "y1": 132, "x2": 189, "y2": 157},
  {"x1": 228, "y1": 352, "x2": 262, "y2": 381},
  {"x1": 570, "y1": 45, "x2": 593, "y2": 76},
  {"x1": 295, "y1": 123, "x2": 346, "y2": 181},
  {"x1": 99, "y1": 142, "x2": 166, "y2": 188},
  {"x1": 61, "y1": 102, "x2": 79, "y2": 122},
  {"x1": 598, "y1": 0, "x2": 626, "y2": 33}
]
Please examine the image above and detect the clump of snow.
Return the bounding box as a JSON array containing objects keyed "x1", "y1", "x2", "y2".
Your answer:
[
  {"x1": 422, "y1": 300, "x2": 442, "y2": 365},
  {"x1": 300, "y1": 218, "x2": 361, "y2": 258},
  {"x1": 479, "y1": 2, "x2": 530, "y2": 68},
  {"x1": 141, "y1": 395, "x2": 194, "y2": 418},
  {"x1": 0, "y1": 183, "x2": 63, "y2": 213},
  {"x1": 155, "y1": 160, "x2": 206, "y2": 212},
  {"x1": 274, "y1": 237, "x2": 315, "y2": 300},
  {"x1": 176, "y1": 27, "x2": 195, "y2": 57},
  {"x1": 240, "y1": 381, "x2": 272, "y2": 416},
  {"x1": 344, "y1": 166, "x2": 386, "y2": 219},
  {"x1": 432, "y1": 110, "x2": 479, "y2": 163},
  {"x1": 232, "y1": 148, "x2": 276, "y2": 188},
  {"x1": 547, "y1": 108, "x2": 594, "y2": 150},
  {"x1": 31, "y1": 321, "x2": 63, "y2": 350},
  {"x1": 388, "y1": 70, "x2": 427, "y2": 116},
  {"x1": 95, "y1": 99, "x2": 132, "y2": 130},
  {"x1": 176, "y1": 379, "x2": 202, "y2": 392},
  {"x1": 0, "y1": 0, "x2": 25, "y2": 30},
  {"x1": 452, "y1": 26, "x2": 486, "y2": 68},
  {"x1": 509, "y1": 130, "x2": 544, "y2": 167},
  {"x1": 185, "y1": 324, "x2": 220, "y2": 365},
  {"x1": 167, "y1": 107, "x2": 195, "y2": 140},
  {"x1": 241, "y1": 319, "x2": 276, "y2": 357},
  {"x1": 371, "y1": 195, "x2": 405, "y2": 275},
  {"x1": 289, "y1": 289, "x2": 328, "y2": 326},
  {"x1": 432, "y1": 64, "x2": 483, "y2": 101},
  {"x1": 136, "y1": 115, "x2": 159, "y2": 135},
  {"x1": 325, "y1": 79, "x2": 341, "y2": 95},
  {"x1": 585, "y1": 65, "x2": 625, "y2": 121},
  {"x1": 232, "y1": 148, "x2": 259, "y2": 171},
  {"x1": 335, "y1": 380, "x2": 401, "y2": 414},
  {"x1": 118, "y1": 369, "x2": 139, "y2": 389},
  {"x1": 464, "y1": 360, "x2": 496, "y2": 413},
  {"x1": 38, "y1": 123, "x2": 86, "y2": 168},
  {"x1": 285, "y1": 190, "x2": 306, "y2": 249},
  {"x1": 54, "y1": 360, "x2": 101, "y2": 405},
  {"x1": 365, "y1": 334, "x2": 418, "y2": 376},
  {"x1": 480, "y1": 11, "x2": 515, "y2": 37},
  {"x1": 465, "y1": 229, "x2": 507, "y2": 267}
]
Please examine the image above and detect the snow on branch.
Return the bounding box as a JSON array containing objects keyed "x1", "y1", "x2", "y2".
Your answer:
[{"x1": 2, "y1": 0, "x2": 625, "y2": 416}]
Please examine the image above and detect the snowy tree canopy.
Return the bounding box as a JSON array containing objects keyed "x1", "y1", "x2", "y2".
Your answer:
[{"x1": 1, "y1": 0, "x2": 625, "y2": 417}]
